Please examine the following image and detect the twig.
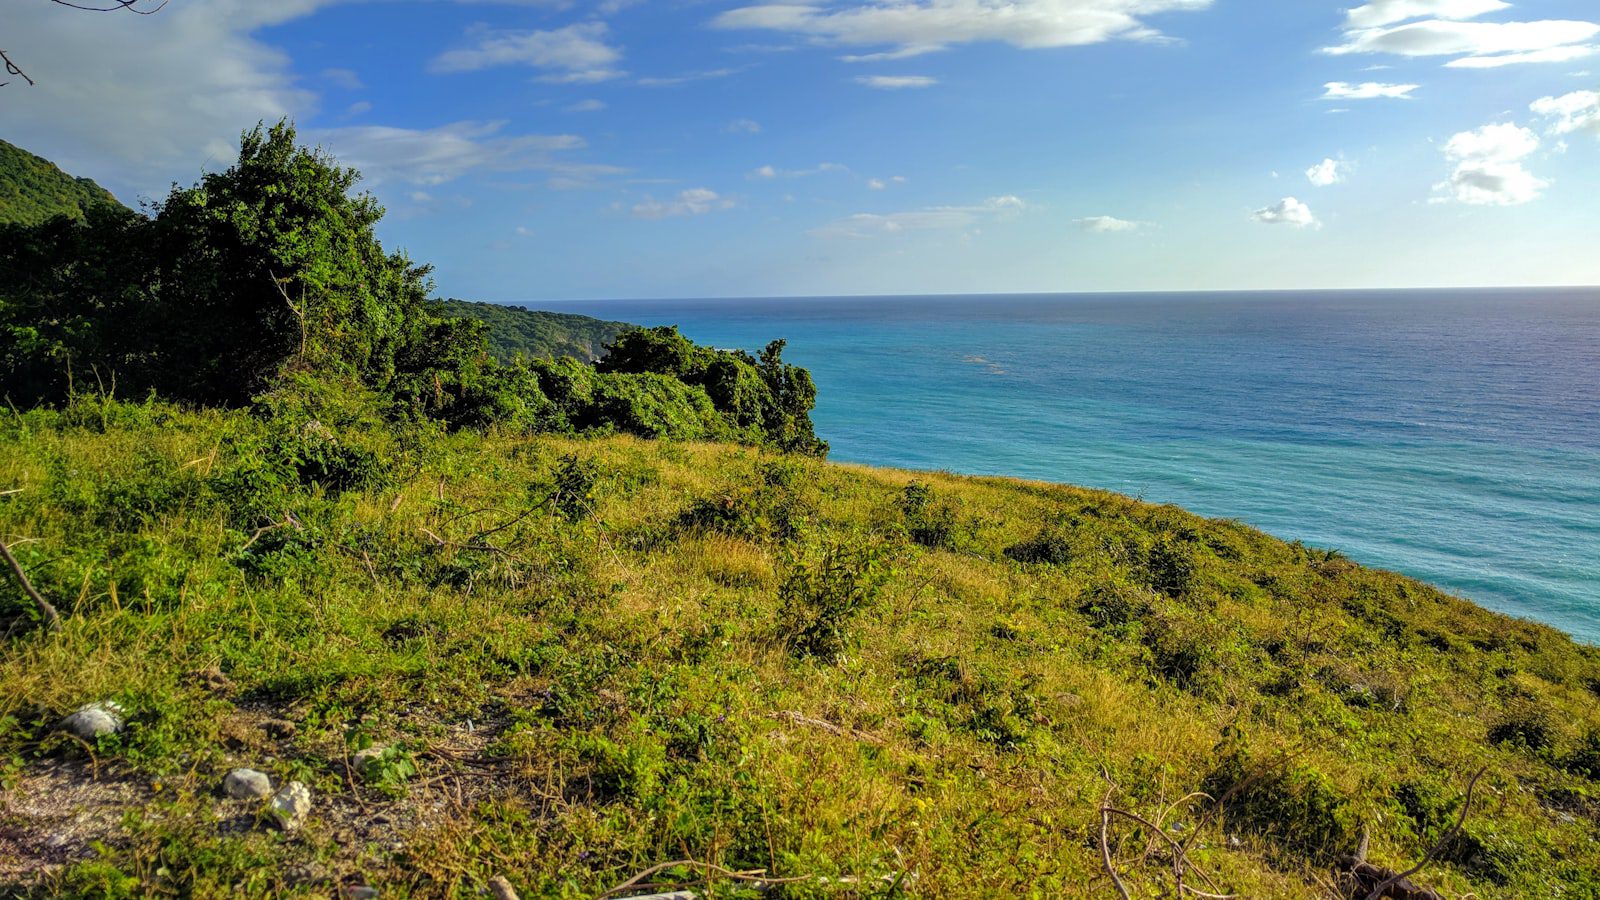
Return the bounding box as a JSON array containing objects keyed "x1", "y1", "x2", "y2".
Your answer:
[
  {"x1": 1099, "y1": 787, "x2": 1132, "y2": 900},
  {"x1": 1, "y1": 50, "x2": 36, "y2": 87},
  {"x1": 1363, "y1": 766, "x2": 1488, "y2": 900},
  {"x1": 1, "y1": 539, "x2": 61, "y2": 632},
  {"x1": 49, "y1": 0, "x2": 167, "y2": 12},
  {"x1": 599, "y1": 859, "x2": 810, "y2": 899},
  {"x1": 239, "y1": 514, "x2": 297, "y2": 553}
]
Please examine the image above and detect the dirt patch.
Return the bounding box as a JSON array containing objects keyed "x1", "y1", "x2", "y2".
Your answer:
[{"x1": 0, "y1": 758, "x2": 151, "y2": 886}]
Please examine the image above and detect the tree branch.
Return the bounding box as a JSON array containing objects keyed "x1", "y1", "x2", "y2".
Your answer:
[{"x1": 1, "y1": 539, "x2": 61, "y2": 633}]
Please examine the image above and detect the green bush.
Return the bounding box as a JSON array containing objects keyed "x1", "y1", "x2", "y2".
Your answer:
[
  {"x1": 780, "y1": 539, "x2": 891, "y2": 661},
  {"x1": 1005, "y1": 528, "x2": 1073, "y2": 566}
]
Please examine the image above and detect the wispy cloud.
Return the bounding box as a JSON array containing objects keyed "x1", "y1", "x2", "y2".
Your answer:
[
  {"x1": 1326, "y1": 12, "x2": 1600, "y2": 69},
  {"x1": 813, "y1": 195, "x2": 1024, "y2": 237},
  {"x1": 1531, "y1": 90, "x2": 1600, "y2": 135},
  {"x1": 430, "y1": 22, "x2": 625, "y2": 83},
  {"x1": 310, "y1": 120, "x2": 589, "y2": 186},
  {"x1": 632, "y1": 188, "x2": 735, "y2": 219},
  {"x1": 749, "y1": 162, "x2": 849, "y2": 179},
  {"x1": 1075, "y1": 215, "x2": 1144, "y2": 233},
  {"x1": 713, "y1": 0, "x2": 1213, "y2": 56},
  {"x1": 855, "y1": 75, "x2": 938, "y2": 89},
  {"x1": 636, "y1": 67, "x2": 743, "y2": 87},
  {"x1": 725, "y1": 119, "x2": 763, "y2": 134},
  {"x1": 1323, "y1": 81, "x2": 1419, "y2": 99}
]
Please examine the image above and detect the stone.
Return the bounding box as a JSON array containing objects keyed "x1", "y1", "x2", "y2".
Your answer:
[
  {"x1": 487, "y1": 876, "x2": 520, "y2": 900},
  {"x1": 270, "y1": 781, "x2": 312, "y2": 831},
  {"x1": 342, "y1": 886, "x2": 380, "y2": 899},
  {"x1": 352, "y1": 746, "x2": 387, "y2": 780},
  {"x1": 223, "y1": 768, "x2": 273, "y2": 800},
  {"x1": 60, "y1": 702, "x2": 124, "y2": 740}
]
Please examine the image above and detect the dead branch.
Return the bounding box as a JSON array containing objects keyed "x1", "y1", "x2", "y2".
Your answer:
[
  {"x1": 1, "y1": 538, "x2": 61, "y2": 632},
  {"x1": 270, "y1": 271, "x2": 308, "y2": 359},
  {"x1": 1099, "y1": 786, "x2": 1133, "y2": 900},
  {"x1": 769, "y1": 710, "x2": 885, "y2": 745}
]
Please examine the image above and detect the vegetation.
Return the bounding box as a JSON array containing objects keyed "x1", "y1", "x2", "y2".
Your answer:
[
  {"x1": 2, "y1": 402, "x2": 1599, "y2": 897},
  {"x1": 2, "y1": 126, "x2": 1598, "y2": 898},
  {"x1": 0, "y1": 123, "x2": 823, "y2": 455},
  {"x1": 439, "y1": 299, "x2": 632, "y2": 363},
  {"x1": 0, "y1": 139, "x2": 122, "y2": 226}
]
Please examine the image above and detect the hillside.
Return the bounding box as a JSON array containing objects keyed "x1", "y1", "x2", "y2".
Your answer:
[
  {"x1": 2, "y1": 397, "x2": 1599, "y2": 898},
  {"x1": 440, "y1": 299, "x2": 633, "y2": 363},
  {"x1": 0, "y1": 140, "x2": 123, "y2": 226}
]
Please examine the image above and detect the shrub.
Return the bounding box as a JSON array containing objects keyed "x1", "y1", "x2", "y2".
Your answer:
[
  {"x1": 1563, "y1": 730, "x2": 1600, "y2": 780},
  {"x1": 898, "y1": 481, "x2": 975, "y2": 551},
  {"x1": 1488, "y1": 699, "x2": 1555, "y2": 752},
  {"x1": 1077, "y1": 581, "x2": 1154, "y2": 630},
  {"x1": 779, "y1": 538, "x2": 891, "y2": 661},
  {"x1": 1144, "y1": 535, "x2": 1199, "y2": 597},
  {"x1": 550, "y1": 454, "x2": 600, "y2": 521},
  {"x1": 1204, "y1": 749, "x2": 1358, "y2": 863},
  {"x1": 1004, "y1": 528, "x2": 1073, "y2": 566}
]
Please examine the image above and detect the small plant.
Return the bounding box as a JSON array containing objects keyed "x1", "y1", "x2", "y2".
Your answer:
[
  {"x1": 779, "y1": 538, "x2": 891, "y2": 661},
  {"x1": 899, "y1": 482, "x2": 967, "y2": 550},
  {"x1": 550, "y1": 453, "x2": 600, "y2": 520},
  {"x1": 352, "y1": 742, "x2": 417, "y2": 798},
  {"x1": 1488, "y1": 699, "x2": 1555, "y2": 752},
  {"x1": 1144, "y1": 536, "x2": 1199, "y2": 598}
]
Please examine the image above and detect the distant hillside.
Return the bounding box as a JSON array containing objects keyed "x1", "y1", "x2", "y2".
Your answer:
[
  {"x1": 0, "y1": 139, "x2": 123, "y2": 226},
  {"x1": 440, "y1": 298, "x2": 634, "y2": 362}
]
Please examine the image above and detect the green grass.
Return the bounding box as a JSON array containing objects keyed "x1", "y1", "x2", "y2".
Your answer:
[{"x1": 2, "y1": 397, "x2": 1599, "y2": 898}]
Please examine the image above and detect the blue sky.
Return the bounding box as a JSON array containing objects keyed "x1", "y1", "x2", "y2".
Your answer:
[{"x1": 7, "y1": 0, "x2": 1599, "y2": 299}]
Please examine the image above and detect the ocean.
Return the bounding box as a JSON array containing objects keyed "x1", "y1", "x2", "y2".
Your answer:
[{"x1": 544, "y1": 289, "x2": 1600, "y2": 643}]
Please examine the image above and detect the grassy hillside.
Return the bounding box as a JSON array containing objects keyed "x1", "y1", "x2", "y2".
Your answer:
[
  {"x1": 440, "y1": 299, "x2": 633, "y2": 363},
  {"x1": 2, "y1": 397, "x2": 1598, "y2": 898},
  {"x1": 0, "y1": 140, "x2": 123, "y2": 226}
]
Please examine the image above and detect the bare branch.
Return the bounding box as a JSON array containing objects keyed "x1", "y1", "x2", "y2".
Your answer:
[
  {"x1": 2, "y1": 50, "x2": 36, "y2": 87},
  {"x1": 48, "y1": 0, "x2": 167, "y2": 14},
  {"x1": 1, "y1": 539, "x2": 61, "y2": 633}
]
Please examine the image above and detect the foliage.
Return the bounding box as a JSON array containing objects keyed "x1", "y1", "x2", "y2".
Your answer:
[
  {"x1": 779, "y1": 537, "x2": 891, "y2": 660},
  {"x1": 439, "y1": 299, "x2": 631, "y2": 362},
  {"x1": 0, "y1": 138, "x2": 122, "y2": 226},
  {"x1": 0, "y1": 124, "x2": 825, "y2": 455}
]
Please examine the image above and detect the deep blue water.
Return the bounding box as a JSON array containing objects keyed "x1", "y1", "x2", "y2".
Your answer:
[{"x1": 543, "y1": 290, "x2": 1600, "y2": 643}]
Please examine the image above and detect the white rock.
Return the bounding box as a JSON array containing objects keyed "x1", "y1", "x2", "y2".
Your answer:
[
  {"x1": 270, "y1": 781, "x2": 312, "y2": 831},
  {"x1": 60, "y1": 702, "x2": 124, "y2": 740},
  {"x1": 353, "y1": 746, "x2": 387, "y2": 780},
  {"x1": 223, "y1": 768, "x2": 273, "y2": 800}
]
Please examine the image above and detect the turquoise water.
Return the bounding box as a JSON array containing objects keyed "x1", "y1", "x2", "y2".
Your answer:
[{"x1": 543, "y1": 289, "x2": 1600, "y2": 643}]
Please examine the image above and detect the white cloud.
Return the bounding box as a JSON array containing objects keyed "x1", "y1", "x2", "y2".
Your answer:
[
  {"x1": 1445, "y1": 45, "x2": 1598, "y2": 67},
  {"x1": 1075, "y1": 215, "x2": 1143, "y2": 232},
  {"x1": 636, "y1": 67, "x2": 742, "y2": 86},
  {"x1": 430, "y1": 22, "x2": 625, "y2": 83},
  {"x1": 1, "y1": 0, "x2": 334, "y2": 196},
  {"x1": 725, "y1": 118, "x2": 763, "y2": 134},
  {"x1": 1344, "y1": 0, "x2": 1508, "y2": 30},
  {"x1": 867, "y1": 175, "x2": 907, "y2": 189},
  {"x1": 855, "y1": 74, "x2": 938, "y2": 89},
  {"x1": 631, "y1": 188, "x2": 734, "y2": 219},
  {"x1": 840, "y1": 45, "x2": 947, "y2": 62},
  {"x1": 345, "y1": 100, "x2": 373, "y2": 117},
  {"x1": 1531, "y1": 90, "x2": 1600, "y2": 134},
  {"x1": 1436, "y1": 122, "x2": 1547, "y2": 205},
  {"x1": 1252, "y1": 197, "x2": 1319, "y2": 228},
  {"x1": 566, "y1": 99, "x2": 607, "y2": 112},
  {"x1": 309, "y1": 120, "x2": 588, "y2": 186},
  {"x1": 813, "y1": 195, "x2": 1024, "y2": 237},
  {"x1": 748, "y1": 162, "x2": 848, "y2": 179},
  {"x1": 1306, "y1": 158, "x2": 1348, "y2": 186},
  {"x1": 1323, "y1": 81, "x2": 1419, "y2": 99},
  {"x1": 712, "y1": 0, "x2": 1212, "y2": 55},
  {"x1": 1326, "y1": 18, "x2": 1600, "y2": 68}
]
